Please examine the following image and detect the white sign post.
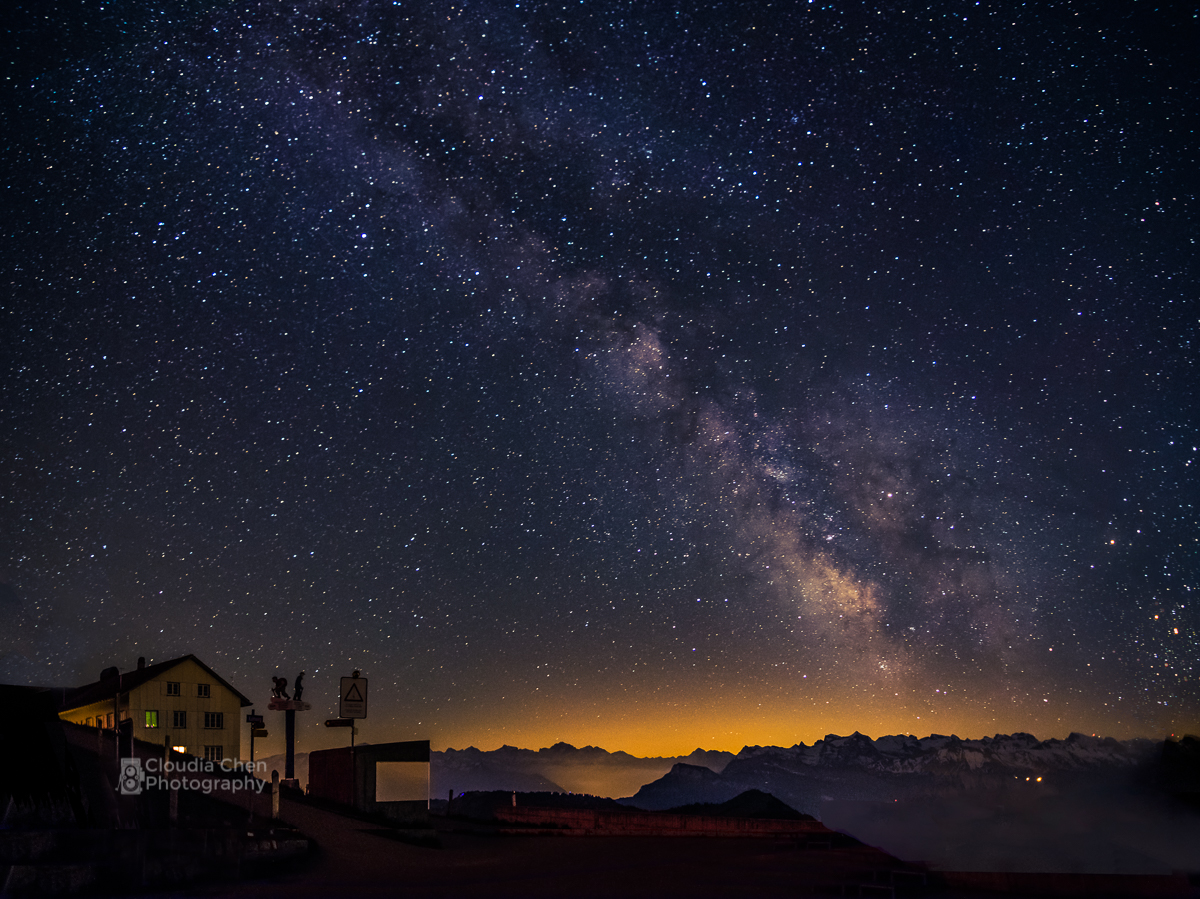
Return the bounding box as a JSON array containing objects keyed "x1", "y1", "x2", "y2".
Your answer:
[
  {"x1": 340, "y1": 676, "x2": 368, "y2": 719},
  {"x1": 339, "y1": 674, "x2": 367, "y2": 809}
]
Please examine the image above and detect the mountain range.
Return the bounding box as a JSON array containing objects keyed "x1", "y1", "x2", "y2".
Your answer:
[
  {"x1": 259, "y1": 731, "x2": 1163, "y2": 811},
  {"x1": 621, "y1": 731, "x2": 1160, "y2": 813},
  {"x1": 433, "y1": 742, "x2": 736, "y2": 799}
]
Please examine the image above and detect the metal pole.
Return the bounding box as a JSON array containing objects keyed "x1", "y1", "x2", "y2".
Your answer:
[
  {"x1": 285, "y1": 709, "x2": 295, "y2": 781},
  {"x1": 113, "y1": 680, "x2": 120, "y2": 767},
  {"x1": 350, "y1": 724, "x2": 355, "y2": 810}
]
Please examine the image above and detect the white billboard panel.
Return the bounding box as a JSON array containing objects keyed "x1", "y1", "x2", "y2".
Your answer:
[{"x1": 375, "y1": 761, "x2": 429, "y2": 803}]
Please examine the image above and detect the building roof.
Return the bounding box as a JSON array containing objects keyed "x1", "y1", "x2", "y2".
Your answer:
[{"x1": 59, "y1": 654, "x2": 253, "y2": 710}]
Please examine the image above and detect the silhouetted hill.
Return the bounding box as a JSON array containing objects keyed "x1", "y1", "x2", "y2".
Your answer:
[
  {"x1": 448, "y1": 790, "x2": 629, "y2": 822},
  {"x1": 666, "y1": 789, "x2": 812, "y2": 821},
  {"x1": 621, "y1": 762, "x2": 744, "y2": 810}
]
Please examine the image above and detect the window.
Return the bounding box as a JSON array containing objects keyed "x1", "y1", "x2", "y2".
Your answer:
[
  {"x1": 106, "y1": 713, "x2": 114, "y2": 729},
  {"x1": 197, "y1": 684, "x2": 210, "y2": 698},
  {"x1": 172, "y1": 710, "x2": 187, "y2": 729},
  {"x1": 85, "y1": 717, "x2": 93, "y2": 727},
  {"x1": 165, "y1": 682, "x2": 180, "y2": 696},
  {"x1": 203, "y1": 745, "x2": 223, "y2": 762},
  {"x1": 145, "y1": 710, "x2": 159, "y2": 729},
  {"x1": 203, "y1": 712, "x2": 224, "y2": 729}
]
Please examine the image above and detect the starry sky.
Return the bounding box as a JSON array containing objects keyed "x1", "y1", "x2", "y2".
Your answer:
[{"x1": 2, "y1": 0, "x2": 1196, "y2": 757}]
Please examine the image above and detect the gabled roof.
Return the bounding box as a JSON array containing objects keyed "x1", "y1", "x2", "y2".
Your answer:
[{"x1": 59, "y1": 654, "x2": 253, "y2": 710}]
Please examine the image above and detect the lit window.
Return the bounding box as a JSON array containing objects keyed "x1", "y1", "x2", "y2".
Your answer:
[
  {"x1": 145, "y1": 710, "x2": 159, "y2": 729},
  {"x1": 165, "y1": 682, "x2": 180, "y2": 696},
  {"x1": 203, "y1": 712, "x2": 224, "y2": 729},
  {"x1": 172, "y1": 710, "x2": 187, "y2": 729},
  {"x1": 172, "y1": 745, "x2": 187, "y2": 754},
  {"x1": 197, "y1": 684, "x2": 210, "y2": 698},
  {"x1": 203, "y1": 745, "x2": 224, "y2": 762}
]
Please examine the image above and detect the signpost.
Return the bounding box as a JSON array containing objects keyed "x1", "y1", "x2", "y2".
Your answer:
[
  {"x1": 338, "y1": 672, "x2": 367, "y2": 806},
  {"x1": 339, "y1": 675, "x2": 368, "y2": 718},
  {"x1": 246, "y1": 710, "x2": 264, "y2": 762},
  {"x1": 267, "y1": 672, "x2": 311, "y2": 784}
]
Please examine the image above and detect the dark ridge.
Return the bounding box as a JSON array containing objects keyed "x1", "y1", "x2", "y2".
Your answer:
[
  {"x1": 1157, "y1": 734, "x2": 1200, "y2": 808},
  {"x1": 448, "y1": 790, "x2": 630, "y2": 822},
  {"x1": 665, "y1": 789, "x2": 812, "y2": 821}
]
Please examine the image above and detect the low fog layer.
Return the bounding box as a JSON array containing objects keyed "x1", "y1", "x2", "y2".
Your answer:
[{"x1": 822, "y1": 787, "x2": 1200, "y2": 875}]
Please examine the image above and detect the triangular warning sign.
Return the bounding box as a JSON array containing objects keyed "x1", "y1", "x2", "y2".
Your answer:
[{"x1": 344, "y1": 682, "x2": 364, "y2": 702}]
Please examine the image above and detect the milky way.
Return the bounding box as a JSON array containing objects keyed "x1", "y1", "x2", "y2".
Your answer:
[{"x1": 2, "y1": 0, "x2": 1196, "y2": 754}]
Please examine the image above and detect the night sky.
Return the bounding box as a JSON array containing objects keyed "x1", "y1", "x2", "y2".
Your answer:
[{"x1": 3, "y1": 0, "x2": 1196, "y2": 757}]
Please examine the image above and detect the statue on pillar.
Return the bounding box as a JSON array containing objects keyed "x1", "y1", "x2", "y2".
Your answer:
[{"x1": 294, "y1": 671, "x2": 305, "y2": 702}]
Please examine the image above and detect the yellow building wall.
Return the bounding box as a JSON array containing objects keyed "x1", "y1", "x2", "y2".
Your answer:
[
  {"x1": 59, "y1": 698, "x2": 121, "y2": 730},
  {"x1": 59, "y1": 658, "x2": 244, "y2": 761}
]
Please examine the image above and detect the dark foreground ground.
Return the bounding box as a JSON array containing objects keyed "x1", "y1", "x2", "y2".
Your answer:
[
  {"x1": 150, "y1": 796, "x2": 904, "y2": 898},
  {"x1": 141, "y1": 792, "x2": 1198, "y2": 899}
]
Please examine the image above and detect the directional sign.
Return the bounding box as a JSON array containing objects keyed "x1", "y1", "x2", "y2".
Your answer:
[
  {"x1": 340, "y1": 676, "x2": 368, "y2": 718},
  {"x1": 246, "y1": 714, "x2": 264, "y2": 726},
  {"x1": 325, "y1": 718, "x2": 354, "y2": 728},
  {"x1": 252, "y1": 728, "x2": 269, "y2": 738}
]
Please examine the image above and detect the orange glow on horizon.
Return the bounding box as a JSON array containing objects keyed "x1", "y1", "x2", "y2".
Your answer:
[{"x1": 402, "y1": 690, "x2": 1172, "y2": 757}]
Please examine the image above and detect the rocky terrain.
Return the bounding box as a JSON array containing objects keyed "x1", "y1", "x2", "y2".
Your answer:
[{"x1": 623, "y1": 731, "x2": 1161, "y2": 812}]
